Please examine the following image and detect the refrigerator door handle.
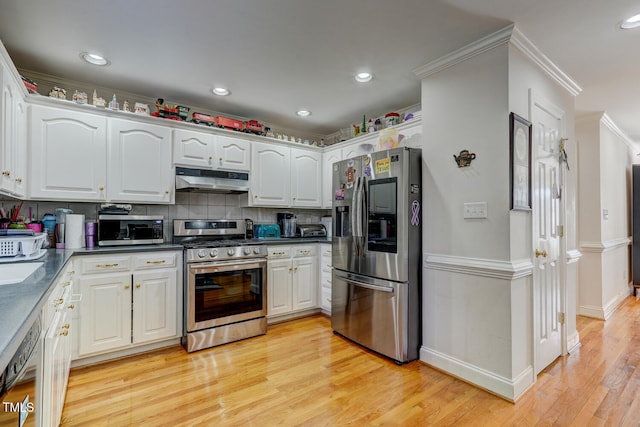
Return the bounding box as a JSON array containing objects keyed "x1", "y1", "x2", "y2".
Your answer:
[{"x1": 335, "y1": 271, "x2": 395, "y2": 293}]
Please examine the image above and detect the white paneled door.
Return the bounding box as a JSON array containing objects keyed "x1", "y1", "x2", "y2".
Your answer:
[{"x1": 531, "y1": 92, "x2": 564, "y2": 374}]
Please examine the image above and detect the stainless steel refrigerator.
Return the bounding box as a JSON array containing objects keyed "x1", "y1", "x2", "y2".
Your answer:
[{"x1": 331, "y1": 147, "x2": 422, "y2": 363}]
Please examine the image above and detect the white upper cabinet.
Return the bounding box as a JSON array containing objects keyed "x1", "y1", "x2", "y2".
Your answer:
[
  {"x1": 216, "y1": 135, "x2": 250, "y2": 171},
  {"x1": 249, "y1": 142, "x2": 291, "y2": 207},
  {"x1": 108, "y1": 118, "x2": 173, "y2": 204},
  {"x1": 173, "y1": 129, "x2": 250, "y2": 171},
  {"x1": 290, "y1": 147, "x2": 321, "y2": 208},
  {"x1": 322, "y1": 146, "x2": 342, "y2": 209},
  {"x1": 173, "y1": 127, "x2": 214, "y2": 169},
  {"x1": 29, "y1": 105, "x2": 108, "y2": 201},
  {"x1": 0, "y1": 66, "x2": 27, "y2": 197}
]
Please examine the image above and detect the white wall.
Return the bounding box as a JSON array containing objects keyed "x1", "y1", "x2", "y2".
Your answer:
[
  {"x1": 419, "y1": 26, "x2": 578, "y2": 401},
  {"x1": 576, "y1": 114, "x2": 633, "y2": 319}
]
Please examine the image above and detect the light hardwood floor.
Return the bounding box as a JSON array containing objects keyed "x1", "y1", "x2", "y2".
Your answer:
[{"x1": 62, "y1": 296, "x2": 640, "y2": 426}]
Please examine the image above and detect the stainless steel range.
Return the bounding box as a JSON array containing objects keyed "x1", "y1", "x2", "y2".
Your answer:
[{"x1": 173, "y1": 219, "x2": 267, "y2": 352}]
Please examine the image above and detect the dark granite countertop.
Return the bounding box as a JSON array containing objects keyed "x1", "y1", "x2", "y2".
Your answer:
[
  {"x1": 257, "y1": 237, "x2": 332, "y2": 245},
  {"x1": 0, "y1": 244, "x2": 182, "y2": 375}
]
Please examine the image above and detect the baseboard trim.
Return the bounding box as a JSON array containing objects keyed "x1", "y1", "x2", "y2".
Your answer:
[
  {"x1": 567, "y1": 331, "x2": 581, "y2": 354},
  {"x1": 419, "y1": 346, "x2": 534, "y2": 402}
]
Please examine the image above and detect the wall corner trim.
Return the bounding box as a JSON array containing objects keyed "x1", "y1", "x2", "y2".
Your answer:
[
  {"x1": 412, "y1": 24, "x2": 515, "y2": 79},
  {"x1": 579, "y1": 237, "x2": 631, "y2": 254},
  {"x1": 424, "y1": 253, "x2": 533, "y2": 280},
  {"x1": 566, "y1": 249, "x2": 582, "y2": 264}
]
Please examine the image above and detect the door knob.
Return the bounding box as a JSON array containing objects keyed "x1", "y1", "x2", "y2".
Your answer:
[{"x1": 535, "y1": 249, "x2": 548, "y2": 258}]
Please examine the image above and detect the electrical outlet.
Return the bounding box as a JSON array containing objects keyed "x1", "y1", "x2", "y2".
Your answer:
[{"x1": 464, "y1": 202, "x2": 488, "y2": 219}]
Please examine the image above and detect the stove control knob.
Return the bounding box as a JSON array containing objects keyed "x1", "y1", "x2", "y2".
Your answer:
[
  {"x1": 227, "y1": 248, "x2": 236, "y2": 256},
  {"x1": 197, "y1": 249, "x2": 207, "y2": 259},
  {"x1": 253, "y1": 247, "x2": 262, "y2": 254},
  {"x1": 210, "y1": 249, "x2": 218, "y2": 258},
  {"x1": 243, "y1": 247, "x2": 251, "y2": 255}
]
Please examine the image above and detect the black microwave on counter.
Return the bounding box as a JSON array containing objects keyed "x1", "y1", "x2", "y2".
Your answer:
[{"x1": 98, "y1": 214, "x2": 164, "y2": 246}]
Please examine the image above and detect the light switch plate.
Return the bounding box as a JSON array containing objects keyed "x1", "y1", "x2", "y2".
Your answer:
[{"x1": 464, "y1": 202, "x2": 488, "y2": 219}]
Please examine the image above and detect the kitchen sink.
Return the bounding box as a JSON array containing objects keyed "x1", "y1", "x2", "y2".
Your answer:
[{"x1": 0, "y1": 262, "x2": 44, "y2": 285}]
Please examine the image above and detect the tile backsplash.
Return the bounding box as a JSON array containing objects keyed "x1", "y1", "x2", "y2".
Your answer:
[{"x1": 0, "y1": 192, "x2": 330, "y2": 241}]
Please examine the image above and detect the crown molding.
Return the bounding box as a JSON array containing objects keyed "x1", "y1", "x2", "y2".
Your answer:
[
  {"x1": 413, "y1": 25, "x2": 514, "y2": 79},
  {"x1": 509, "y1": 27, "x2": 582, "y2": 96},
  {"x1": 413, "y1": 25, "x2": 582, "y2": 98},
  {"x1": 601, "y1": 113, "x2": 636, "y2": 150}
]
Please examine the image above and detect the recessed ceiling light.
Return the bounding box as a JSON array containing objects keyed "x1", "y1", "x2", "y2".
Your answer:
[
  {"x1": 212, "y1": 87, "x2": 230, "y2": 96},
  {"x1": 80, "y1": 52, "x2": 110, "y2": 66},
  {"x1": 355, "y1": 72, "x2": 373, "y2": 83},
  {"x1": 620, "y1": 13, "x2": 640, "y2": 29},
  {"x1": 296, "y1": 110, "x2": 311, "y2": 117}
]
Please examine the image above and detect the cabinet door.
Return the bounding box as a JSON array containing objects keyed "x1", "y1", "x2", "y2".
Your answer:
[
  {"x1": 108, "y1": 118, "x2": 173, "y2": 203},
  {"x1": 290, "y1": 147, "x2": 322, "y2": 208},
  {"x1": 341, "y1": 134, "x2": 377, "y2": 160},
  {"x1": 78, "y1": 273, "x2": 132, "y2": 356},
  {"x1": 216, "y1": 135, "x2": 250, "y2": 171},
  {"x1": 0, "y1": 67, "x2": 25, "y2": 196},
  {"x1": 10, "y1": 93, "x2": 26, "y2": 197},
  {"x1": 29, "y1": 105, "x2": 107, "y2": 201},
  {"x1": 250, "y1": 142, "x2": 290, "y2": 206},
  {"x1": 173, "y1": 128, "x2": 215, "y2": 168},
  {"x1": 322, "y1": 147, "x2": 342, "y2": 208},
  {"x1": 293, "y1": 256, "x2": 318, "y2": 310},
  {"x1": 267, "y1": 258, "x2": 293, "y2": 316},
  {"x1": 132, "y1": 269, "x2": 178, "y2": 344}
]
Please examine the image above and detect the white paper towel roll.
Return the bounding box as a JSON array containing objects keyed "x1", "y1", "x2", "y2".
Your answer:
[{"x1": 65, "y1": 214, "x2": 85, "y2": 249}]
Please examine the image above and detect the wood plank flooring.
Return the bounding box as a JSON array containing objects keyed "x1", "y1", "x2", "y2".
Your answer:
[{"x1": 61, "y1": 296, "x2": 640, "y2": 426}]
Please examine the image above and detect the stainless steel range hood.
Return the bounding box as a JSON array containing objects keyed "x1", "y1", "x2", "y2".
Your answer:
[{"x1": 175, "y1": 167, "x2": 250, "y2": 193}]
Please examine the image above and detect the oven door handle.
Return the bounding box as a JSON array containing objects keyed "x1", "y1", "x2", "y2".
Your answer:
[{"x1": 189, "y1": 258, "x2": 266, "y2": 271}]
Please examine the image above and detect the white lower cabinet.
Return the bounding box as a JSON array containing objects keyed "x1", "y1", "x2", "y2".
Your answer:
[
  {"x1": 41, "y1": 260, "x2": 76, "y2": 427},
  {"x1": 75, "y1": 251, "x2": 180, "y2": 358},
  {"x1": 319, "y1": 243, "x2": 332, "y2": 314},
  {"x1": 267, "y1": 245, "x2": 318, "y2": 319}
]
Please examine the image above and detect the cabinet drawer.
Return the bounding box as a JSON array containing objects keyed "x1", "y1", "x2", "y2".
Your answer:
[
  {"x1": 267, "y1": 246, "x2": 291, "y2": 258},
  {"x1": 320, "y1": 272, "x2": 332, "y2": 289},
  {"x1": 132, "y1": 252, "x2": 178, "y2": 270},
  {"x1": 321, "y1": 287, "x2": 332, "y2": 311},
  {"x1": 293, "y1": 245, "x2": 316, "y2": 257},
  {"x1": 78, "y1": 255, "x2": 132, "y2": 274}
]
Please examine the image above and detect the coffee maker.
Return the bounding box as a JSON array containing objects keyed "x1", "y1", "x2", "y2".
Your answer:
[{"x1": 277, "y1": 212, "x2": 297, "y2": 237}]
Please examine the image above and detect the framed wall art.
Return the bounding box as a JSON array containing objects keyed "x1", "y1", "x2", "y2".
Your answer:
[{"x1": 510, "y1": 112, "x2": 532, "y2": 211}]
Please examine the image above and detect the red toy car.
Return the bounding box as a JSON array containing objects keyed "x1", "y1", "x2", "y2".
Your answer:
[
  {"x1": 216, "y1": 115, "x2": 243, "y2": 131},
  {"x1": 191, "y1": 112, "x2": 216, "y2": 126},
  {"x1": 244, "y1": 120, "x2": 265, "y2": 135}
]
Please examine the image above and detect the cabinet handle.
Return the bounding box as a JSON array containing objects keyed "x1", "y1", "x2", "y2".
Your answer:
[
  {"x1": 146, "y1": 260, "x2": 167, "y2": 265},
  {"x1": 294, "y1": 267, "x2": 298, "y2": 272},
  {"x1": 136, "y1": 284, "x2": 141, "y2": 289},
  {"x1": 99, "y1": 186, "x2": 105, "y2": 191},
  {"x1": 60, "y1": 330, "x2": 69, "y2": 337},
  {"x1": 209, "y1": 156, "x2": 213, "y2": 160},
  {"x1": 62, "y1": 324, "x2": 70, "y2": 329},
  {"x1": 97, "y1": 263, "x2": 119, "y2": 268},
  {"x1": 69, "y1": 270, "x2": 76, "y2": 275},
  {"x1": 63, "y1": 281, "x2": 71, "y2": 287},
  {"x1": 124, "y1": 285, "x2": 130, "y2": 289},
  {"x1": 219, "y1": 157, "x2": 223, "y2": 163},
  {"x1": 165, "y1": 190, "x2": 170, "y2": 194},
  {"x1": 68, "y1": 304, "x2": 75, "y2": 310},
  {"x1": 254, "y1": 194, "x2": 258, "y2": 198},
  {"x1": 288, "y1": 267, "x2": 293, "y2": 272},
  {"x1": 2, "y1": 170, "x2": 10, "y2": 176},
  {"x1": 15, "y1": 177, "x2": 22, "y2": 183},
  {"x1": 53, "y1": 298, "x2": 63, "y2": 307}
]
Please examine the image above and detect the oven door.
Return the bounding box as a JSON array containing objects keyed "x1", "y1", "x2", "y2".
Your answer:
[{"x1": 187, "y1": 258, "x2": 266, "y2": 332}]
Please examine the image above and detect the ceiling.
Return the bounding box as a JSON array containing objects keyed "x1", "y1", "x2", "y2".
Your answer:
[{"x1": 0, "y1": 0, "x2": 639, "y2": 143}]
